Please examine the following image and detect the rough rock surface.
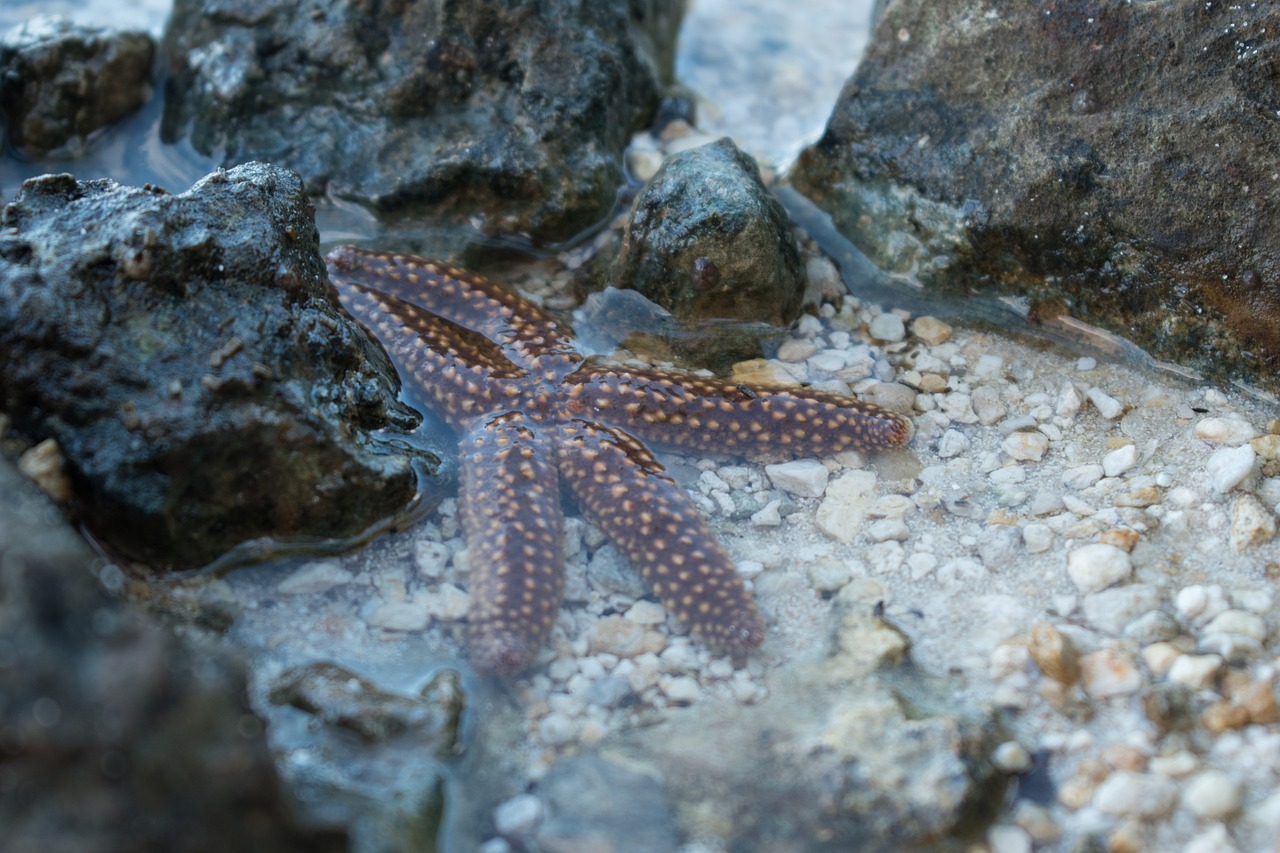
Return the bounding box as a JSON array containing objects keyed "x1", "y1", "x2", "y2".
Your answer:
[
  {"x1": 590, "y1": 137, "x2": 806, "y2": 367},
  {"x1": 0, "y1": 458, "x2": 347, "y2": 853},
  {"x1": 161, "y1": 0, "x2": 683, "y2": 246},
  {"x1": 791, "y1": 0, "x2": 1280, "y2": 392},
  {"x1": 0, "y1": 163, "x2": 430, "y2": 569},
  {"x1": 0, "y1": 15, "x2": 155, "y2": 159}
]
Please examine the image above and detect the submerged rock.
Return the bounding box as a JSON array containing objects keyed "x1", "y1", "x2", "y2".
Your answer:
[
  {"x1": 265, "y1": 662, "x2": 467, "y2": 852},
  {"x1": 533, "y1": 755, "x2": 680, "y2": 852},
  {"x1": 540, "y1": 606, "x2": 1005, "y2": 850},
  {"x1": 0, "y1": 163, "x2": 431, "y2": 569},
  {"x1": 0, "y1": 458, "x2": 347, "y2": 852},
  {"x1": 792, "y1": 0, "x2": 1280, "y2": 392},
  {"x1": 161, "y1": 0, "x2": 683, "y2": 246},
  {"x1": 0, "y1": 15, "x2": 155, "y2": 159},
  {"x1": 588, "y1": 137, "x2": 805, "y2": 367}
]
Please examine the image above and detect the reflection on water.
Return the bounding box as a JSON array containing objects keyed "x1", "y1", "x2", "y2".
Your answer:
[
  {"x1": 0, "y1": 0, "x2": 169, "y2": 33},
  {"x1": 677, "y1": 0, "x2": 875, "y2": 167}
]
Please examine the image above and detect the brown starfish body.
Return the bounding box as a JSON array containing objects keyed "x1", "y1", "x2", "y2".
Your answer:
[{"x1": 327, "y1": 246, "x2": 911, "y2": 674}]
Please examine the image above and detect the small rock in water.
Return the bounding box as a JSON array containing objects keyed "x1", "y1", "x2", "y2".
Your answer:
[
  {"x1": 278, "y1": 561, "x2": 353, "y2": 594},
  {"x1": 1102, "y1": 444, "x2": 1137, "y2": 478},
  {"x1": 1086, "y1": 388, "x2": 1124, "y2": 419},
  {"x1": 868, "y1": 312, "x2": 906, "y2": 342},
  {"x1": 1206, "y1": 445, "x2": 1256, "y2": 493},
  {"x1": 1002, "y1": 431, "x2": 1049, "y2": 462},
  {"x1": 765, "y1": 458, "x2": 830, "y2": 497},
  {"x1": 911, "y1": 316, "x2": 952, "y2": 345},
  {"x1": 1065, "y1": 543, "x2": 1132, "y2": 594},
  {"x1": 1194, "y1": 416, "x2": 1259, "y2": 446}
]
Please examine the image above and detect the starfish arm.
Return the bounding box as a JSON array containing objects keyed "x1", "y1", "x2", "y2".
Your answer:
[
  {"x1": 564, "y1": 364, "x2": 912, "y2": 458},
  {"x1": 557, "y1": 420, "x2": 765, "y2": 656},
  {"x1": 327, "y1": 246, "x2": 580, "y2": 369},
  {"x1": 459, "y1": 413, "x2": 567, "y2": 674},
  {"x1": 332, "y1": 278, "x2": 521, "y2": 428}
]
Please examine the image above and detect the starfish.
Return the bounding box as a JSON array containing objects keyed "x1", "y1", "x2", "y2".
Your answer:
[{"x1": 326, "y1": 246, "x2": 911, "y2": 674}]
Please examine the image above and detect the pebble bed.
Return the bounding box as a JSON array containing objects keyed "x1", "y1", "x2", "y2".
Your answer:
[{"x1": 210, "y1": 218, "x2": 1280, "y2": 852}]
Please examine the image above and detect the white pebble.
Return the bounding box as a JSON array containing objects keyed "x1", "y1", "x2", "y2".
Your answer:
[
  {"x1": 1195, "y1": 416, "x2": 1259, "y2": 446},
  {"x1": 816, "y1": 469, "x2": 878, "y2": 543},
  {"x1": 991, "y1": 741, "x2": 1033, "y2": 773},
  {"x1": 940, "y1": 392, "x2": 979, "y2": 423},
  {"x1": 493, "y1": 793, "x2": 542, "y2": 837},
  {"x1": 1080, "y1": 648, "x2": 1144, "y2": 697},
  {"x1": 1055, "y1": 383, "x2": 1083, "y2": 418},
  {"x1": 1086, "y1": 387, "x2": 1124, "y2": 419},
  {"x1": 625, "y1": 600, "x2": 667, "y2": 625},
  {"x1": 1175, "y1": 584, "x2": 1229, "y2": 625},
  {"x1": 1063, "y1": 464, "x2": 1105, "y2": 490},
  {"x1": 1203, "y1": 609, "x2": 1267, "y2": 641},
  {"x1": 987, "y1": 824, "x2": 1031, "y2": 853},
  {"x1": 1022, "y1": 523, "x2": 1053, "y2": 553},
  {"x1": 765, "y1": 458, "x2": 830, "y2": 497},
  {"x1": 414, "y1": 540, "x2": 452, "y2": 578},
  {"x1": 277, "y1": 561, "x2": 353, "y2": 594},
  {"x1": 936, "y1": 428, "x2": 970, "y2": 459},
  {"x1": 1182, "y1": 824, "x2": 1240, "y2": 853},
  {"x1": 1206, "y1": 444, "x2": 1256, "y2": 493},
  {"x1": 1166, "y1": 654, "x2": 1222, "y2": 690},
  {"x1": 1076, "y1": 356, "x2": 1097, "y2": 371},
  {"x1": 538, "y1": 712, "x2": 579, "y2": 746},
  {"x1": 660, "y1": 675, "x2": 702, "y2": 705},
  {"x1": 367, "y1": 600, "x2": 431, "y2": 631},
  {"x1": 1003, "y1": 431, "x2": 1049, "y2": 462},
  {"x1": 1102, "y1": 444, "x2": 1138, "y2": 478},
  {"x1": 1066, "y1": 543, "x2": 1132, "y2": 594},
  {"x1": 868, "y1": 313, "x2": 906, "y2": 342},
  {"x1": 1093, "y1": 771, "x2": 1178, "y2": 818},
  {"x1": 426, "y1": 584, "x2": 471, "y2": 621},
  {"x1": 867, "y1": 518, "x2": 910, "y2": 543},
  {"x1": 1181, "y1": 769, "x2": 1243, "y2": 819},
  {"x1": 806, "y1": 560, "x2": 852, "y2": 593}
]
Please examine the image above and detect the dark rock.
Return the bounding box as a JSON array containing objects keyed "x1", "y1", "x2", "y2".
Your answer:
[
  {"x1": 612, "y1": 607, "x2": 1004, "y2": 850},
  {"x1": 0, "y1": 163, "x2": 432, "y2": 570},
  {"x1": 791, "y1": 0, "x2": 1280, "y2": 392},
  {"x1": 0, "y1": 457, "x2": 347, "y2": 853},
  {"x1": 0, "y1": 16, "x2": 155, "y2": 159},
  {"x1": 535, "y1": 754, "x2": 680, "y2": 853},
  {"x1": 591, "y1": 137, "x2": 806, "y2": 368},
  {"x1": 161, "y1": 0, "x2": 683, "y2": 247}
]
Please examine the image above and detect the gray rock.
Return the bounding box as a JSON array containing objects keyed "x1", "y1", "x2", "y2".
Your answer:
[
  {"x1": 0, "y1": 164, "x2": 436, "y2": 569},
  {"x1": 595, "y1": 137, "x2": 805, "y2": 367},
  {"x1": 0, "y1": 458, "x2": 347, "y2": 852},
  {"x1": 535, "y1": 754, "x2": 680, "y2": 853},
  {"x1": 611, "y1": 606, "x2": 1004, "y2": 850},
  {"x1": 161, "y1": 0, "x2": 682, "y2": 247},
  {"x1": 791, "y1": 0, "x2": 1280, "y2": 393},
  {"x1": 268, "y1": 661, "x2": 463, "y2": 745},
  {"x1": 0, "y1": 16, "x2": 155, "y2": 158}
]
